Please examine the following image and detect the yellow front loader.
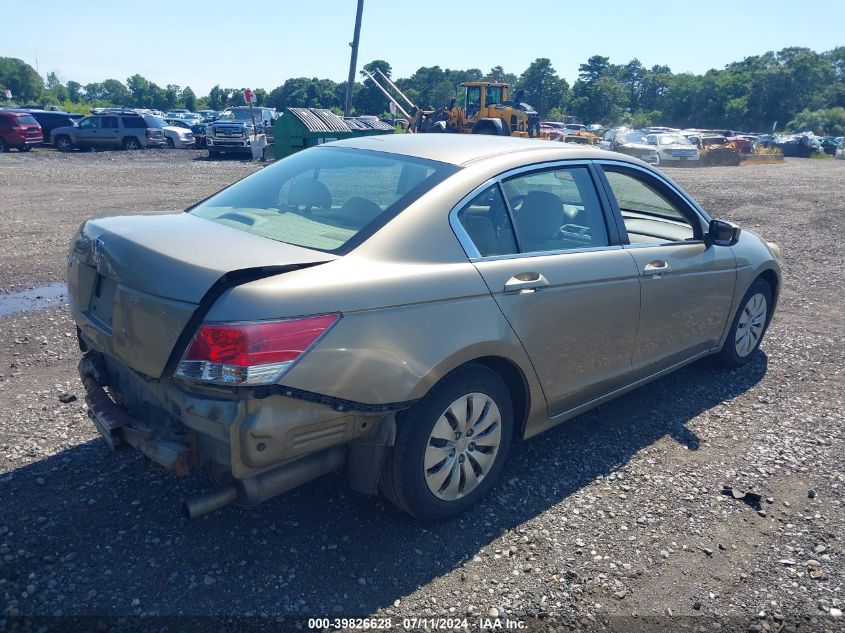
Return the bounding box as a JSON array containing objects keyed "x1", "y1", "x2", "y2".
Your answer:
[{"x1": 361, "y1": 69, "x2": 540, "y2": 137}]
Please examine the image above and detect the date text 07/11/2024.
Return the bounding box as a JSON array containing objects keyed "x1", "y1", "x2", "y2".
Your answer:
[{"x1": 307, "y1": 617, "x2": 526, "y2": 630}]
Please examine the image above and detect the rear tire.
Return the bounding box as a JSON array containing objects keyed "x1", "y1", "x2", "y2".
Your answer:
[
  {"x1": 380, "y1": 364, "x2": 513, "y2": 522},
  {"x1": 0, "y1": 137, "x2": 9, "y2": 153},
  {"x1": 18, "y1": 146, "x2": 32, "y2": 152},
  {"x1": 714, "y1": 278, "x2": 772, "y2": 369},
  {"x1": 122, "y1": 137, "x2": 142, "y2": 150}
]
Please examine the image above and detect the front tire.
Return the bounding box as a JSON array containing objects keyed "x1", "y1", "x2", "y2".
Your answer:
[
  {"x1": 380, "y1": 364, "x2": 513, "y2": 522},
  {"x1": 166, "y1": 137, "x2": 175, "y2": 149},
  {"x1": 715, "y1": 279, "x2": 772, "y2": 368},
  {"x1": 0, "y1": 137, "x2": 9, "y2": 153},
  {"x1": 55, "y1": 136, "x2": 73, "y2": 152}
]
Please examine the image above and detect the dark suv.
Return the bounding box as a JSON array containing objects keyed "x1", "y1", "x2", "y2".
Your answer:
[
  {"x1": 0, "y1": 112, "x2": 43, "y2": 152},
  {"x1": 19, "y1": 110, "x2": 83, "y2": 145},
  {"x1": 51, "y1": 111, "x2": 166, "y2": 151}
]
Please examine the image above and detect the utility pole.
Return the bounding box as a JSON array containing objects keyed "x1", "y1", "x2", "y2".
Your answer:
[{"x1": 344, "y1": 0, "x2": 364, "y2": 117}]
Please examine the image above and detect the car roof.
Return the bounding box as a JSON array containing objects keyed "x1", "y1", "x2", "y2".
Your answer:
[
  {"x1": 17, "y1": 109, "x2": 74, "y2": 114},
  {"x1": 325, "y1": 134, "x2": 627, "y2": 167}
]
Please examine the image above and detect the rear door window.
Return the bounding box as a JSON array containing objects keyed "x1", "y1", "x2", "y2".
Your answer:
[
  {"x1": 101, "y1": 116, "x2": 119, "y2": 129},
  {"x1": 121, "y1": 117, "x2": 145, "y2": 128},
  {"x1": 502, "y1": 167, "x2": 609, "y2": 253}
]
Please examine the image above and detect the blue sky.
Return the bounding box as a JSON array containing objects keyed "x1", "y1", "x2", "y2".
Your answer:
[{"x1": 5, "y1": 0, "x2": 844, "y2": 94}]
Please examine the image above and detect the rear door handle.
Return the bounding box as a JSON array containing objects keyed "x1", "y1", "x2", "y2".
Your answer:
[
  {"x1": 643, "y1": 260, "x2": 670, "y2": 278},
  {"x1": 504, "y1": 272, "x2": 549, "y2": 293}
]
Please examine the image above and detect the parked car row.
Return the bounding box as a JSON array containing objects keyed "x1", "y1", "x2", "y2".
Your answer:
[
  {"x1": 0, "y1": 106, "x2": 259, "y2": 153},
  {"x1": 773, "y1": 132, "x2": 842, "y2": 157},
  {"x1": 544, "y1": 120, "x2": 845, "y2": 164}
]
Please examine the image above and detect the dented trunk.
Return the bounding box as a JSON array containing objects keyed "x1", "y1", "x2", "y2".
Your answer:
[{"x1": 67, "y1": 212, "x2": 335, "y2": 378}]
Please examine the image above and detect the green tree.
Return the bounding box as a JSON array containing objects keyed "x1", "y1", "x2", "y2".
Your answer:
[
  {"x1": 0, "y1": 57, "x2": 43, "y2": 102},
  {"x1": 44, "y1": 72, "x2": 68, "y2": 102},
  {"x1": 787, "y1": 107, "x2": 845, "y2": 135},
  {"x1": 182, "y1": 86, "x2": 197, "y2": 111},
  {"x1": 485, "y1": 66, "x2": 518, "y2": 86},
  {"x1": 66, "y1": 80, "x2": 82, "y2": 103},
  {"x1": 126, "y1": 74, "x2": 150, "y2": 107},
  {"x1": 639, "y1": 64, "x2": 672, "y2": 114},
  {"x1": 569, "y1": 55, "x2": 628, "y2": 124},
  {"x1": 208, "y1": 85, "x2": 224, "y2": 110},
  {"x1": 163, "y1": 85, "x2": 180, "y2": 110},
  {"x1": 101, "y1": 79, "x2": 130, "y2": 105},
  {"x1": 83, "y1": 83, "x2": 103, "y2": 102},
  {"x1": 617, "y1": 59, "x2": 645, "y2": 111},
  {"x1": 515, "y1": 58, "x2": 568, "y2": 117},
  {"x1": 579, "y1": 55, "x2": 612, "y2": 83},
  {"x1": 397, "y1": 66, "x2": 446, "y2": 109},
  {"x1": 359, "y1": 60, "x2": 393, "y2": 115}
]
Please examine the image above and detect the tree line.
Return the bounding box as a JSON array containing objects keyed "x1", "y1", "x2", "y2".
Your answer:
[{"x1": 2, "y1": 46, "x2": 844, "y2": 134}]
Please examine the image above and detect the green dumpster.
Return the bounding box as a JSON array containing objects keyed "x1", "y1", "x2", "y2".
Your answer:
[{"x1": 272, "y1": 108, "x2": 394, "y2": 160}]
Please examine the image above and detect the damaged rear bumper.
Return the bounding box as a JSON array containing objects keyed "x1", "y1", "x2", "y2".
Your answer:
[
  {"x1": 79, "y1": 353, "x2": 198, "y2": 475},
  {"x1": 77, "y1": 349, "x2": 399, "y2": 515}
]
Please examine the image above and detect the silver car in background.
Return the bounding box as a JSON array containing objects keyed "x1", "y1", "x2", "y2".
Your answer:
[{"x1": 647, "y1": 132, "x2": 701, "y2": 164}]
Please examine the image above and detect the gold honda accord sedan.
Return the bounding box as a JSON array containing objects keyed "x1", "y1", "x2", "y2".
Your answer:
[{"x1": 67, "y1": 134, "x2": 782, "y2": 521}]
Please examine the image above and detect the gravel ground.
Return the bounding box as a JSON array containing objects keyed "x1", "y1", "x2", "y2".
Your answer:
[
  {"x1": 0, "y1": 148, "x2": 260, "y2": 293},
  {"x1": 0, "y1": 150, "x2": 843, "y2": 632}
]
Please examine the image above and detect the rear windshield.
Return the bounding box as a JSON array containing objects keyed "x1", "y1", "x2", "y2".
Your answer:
[
  {"x1": 190, "y1": 146, "x2": 458, "y2": 254},
  {"x1": 16, "y1": 114, "x2": 39, "y2": 125},
  {"x1": 658, "y1": 135, "x2": 692, "y2": 145},
  {"x1": 621, "y1": 131, "x2": 649, "y2": 144}
]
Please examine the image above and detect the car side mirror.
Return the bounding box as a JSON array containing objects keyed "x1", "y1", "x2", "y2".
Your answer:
[{"x1": 708, "y1": 219, "x2": 741, "y2": 246}]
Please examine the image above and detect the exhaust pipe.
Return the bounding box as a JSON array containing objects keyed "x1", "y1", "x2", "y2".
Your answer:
[
  {"x1": 182, "y1": 485, "x2": 238, "y2": 519},
  {"x1": 182, "y1": 446, "x2": 345, "y2": 519}
]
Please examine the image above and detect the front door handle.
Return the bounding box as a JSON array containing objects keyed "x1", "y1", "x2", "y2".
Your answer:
[
  {"x1": 504, "y1": 272, "x2": 549, "y2": 293},
  {"x1": 643, "y1": 260, "x2": 670, "y2": 278}
]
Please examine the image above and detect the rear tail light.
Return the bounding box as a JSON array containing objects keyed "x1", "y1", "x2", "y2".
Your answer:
[{"x1": 175, "y1": 314, "x2": 340, "y2": 385}]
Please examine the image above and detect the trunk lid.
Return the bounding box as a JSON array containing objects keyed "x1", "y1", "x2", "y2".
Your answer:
[{"x1": 68, "y1": 212, "x2": 335, "y2": 378}]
